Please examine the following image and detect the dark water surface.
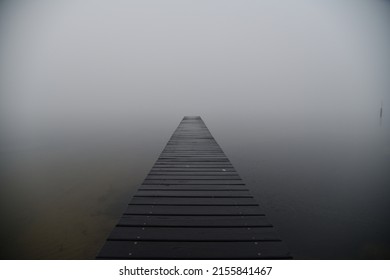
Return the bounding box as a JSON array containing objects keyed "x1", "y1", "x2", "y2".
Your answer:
[{"x1": 1, "y1": 114, "x2": 389, "y2": 259}]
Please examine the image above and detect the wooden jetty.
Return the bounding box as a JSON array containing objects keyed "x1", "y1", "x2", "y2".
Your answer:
[{"x1": 97, "y1": 116, "x2": 291, "y2": 259}]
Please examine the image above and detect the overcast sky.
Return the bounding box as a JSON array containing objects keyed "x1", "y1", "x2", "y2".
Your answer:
[{"x1": 1, "y1": 0, "x2": 389, "y2": 133}]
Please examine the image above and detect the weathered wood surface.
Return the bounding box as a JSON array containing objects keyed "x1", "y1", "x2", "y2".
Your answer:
[{"x1": 97, "y1": 116, "x2": 291, "y2": 259}]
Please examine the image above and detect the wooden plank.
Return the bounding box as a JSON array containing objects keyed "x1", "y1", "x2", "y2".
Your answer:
[
  {"x1": 159, "y1": 154, "x2": 226, "y2": 156},
  {"x1": 164, "y1": 148, "x2": 222, "y2": 150},
  {"x1": 167, "y1": 142, "x2": 217, "y2": 144},
  {"x1": 152, "y1": 165, "x2": 234, "y2": 168},
  {"x1": 148, "y1": 171, "x2": 238, "y2": 175},
  {"x1": 139, "y1": 186, "x2": 249, "y2": 191},
  {"x1": 150, "y1": 168, "x2": 236, "y2": 172},
  {"x1": 129, "y1": 197, "x2": 258, "y2": 206},
  {"x1": 156, "y1": 158, "x2": 230, "y2": 162},
  {"x1": 153, "y1": 163, "x2": 233, "y2": 166},
  {"x1": 124, "y1": 205, "x2": 265, "y2": 215},
  {"x1": 139, "y1": 184, "x2": 248, "y2": 189},
  {"x1": 145, "y1": 175, "x2": 241, "y2": 180},
  {"x1": 142, "y1": 179, "x2": 245, "y2": 185},
  {"x1": 162, "y1": 150, "x2": 223, "y2": 152},
  {"x1": 154, "y1": 162, "x2": 232, "y2": 164},
  {"x1": 107, "y1": 227, "x2": 281, "y2": 241},
  {"x1": 97, "y1": 241, "x2": 291, "y2": 259},
  {"x1": 162, "y1": 149, "x2": 223, "y2": 151},
  {"x1": 158, "y1": 151, "x2": 225, "y2": 154},
  {"x1": 118, "y1": 215, "x2": 272, "y2": 227},
  {"x1": 135, "y1": 190, "x2": 252, "y2": 197},
  {"x1": 161, "y1": 151, "x2": 224, "y2": 153}
]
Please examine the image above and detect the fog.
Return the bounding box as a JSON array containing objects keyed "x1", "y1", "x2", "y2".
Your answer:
[
  {"x1": 1, "y1": 0, "x2": 389, "y2": 131},
  {"x1": 0, "y1": 0, "x2": 389, "y2": 259}
]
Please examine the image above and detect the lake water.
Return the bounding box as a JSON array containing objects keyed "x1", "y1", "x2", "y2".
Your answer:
[{"x1": 1, "y1": 113, "x2": 389, "y2": 259}]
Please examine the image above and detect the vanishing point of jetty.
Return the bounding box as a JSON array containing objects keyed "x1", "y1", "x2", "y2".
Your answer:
[{"x1": 97, "y1": 116, "x2": 291, "y2": 259}]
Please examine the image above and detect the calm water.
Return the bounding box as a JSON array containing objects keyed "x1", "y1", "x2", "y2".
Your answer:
[{"x1": 1, "y1": 114, "x2": 389, "y2": 259}]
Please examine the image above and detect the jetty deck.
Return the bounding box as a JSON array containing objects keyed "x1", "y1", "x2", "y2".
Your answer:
[{"x1": 97, "y1": 116, "x2": 291, "y2": 259}]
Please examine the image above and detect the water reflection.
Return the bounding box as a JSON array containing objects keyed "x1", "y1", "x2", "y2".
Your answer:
[{"x1": 1, "y1": 115, "x2": 389, "y2": 259}]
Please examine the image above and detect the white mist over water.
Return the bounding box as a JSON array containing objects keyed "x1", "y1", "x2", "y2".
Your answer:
[{"x1": 0, "y1": 0, "x2": 389, "y2": 259}]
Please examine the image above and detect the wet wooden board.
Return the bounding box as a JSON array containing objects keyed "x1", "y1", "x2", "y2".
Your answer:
[
  {"x1": 107, "y1": 227, "x2": 281, "y2": 241},
  {"x1": 118, "y1": 215, "x2": 272, "y2": 227},
  {"x1": 143, "y1": 180, "x2": 245, "y2": 185},
  {"x1": 150, "y1": 168, "x2": 236, "y2": 172},
  {"x1": 148, "y1": 172, "x2": 239, "y2": 175},
  {"x1": 138, "y1": 185, "x2": 249, "y2": 191},
  {"x1": 129, "y1": 197, "x2": 258, "y2": 205},
  {"x1": 124, "y1": 205, "x2": 265, "y2": 215},
  {"x1": 98, "y1": 241, "x2": 291, "y2": 259},
  {"x1": 135, "y1": 190, "x2": 252, "y2": 197},
  {"x1": 153, "y1": 162, "x2": 234, "y2": 166},
  {"x1": 97, "y1": 116, "x2": 291, "y2": 259},
  {"x1": 145, "y1": 175, "x2": 241, "y2": 179}
]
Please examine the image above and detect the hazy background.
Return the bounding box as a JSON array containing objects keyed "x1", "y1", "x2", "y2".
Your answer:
[{"x1": 0, "y1": 0, "x2": 389, "y2": 259}]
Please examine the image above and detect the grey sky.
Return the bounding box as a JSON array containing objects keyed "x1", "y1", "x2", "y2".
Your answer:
[{"x1": 1, "y1": 0, "x2": 389, "y2": 132}]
